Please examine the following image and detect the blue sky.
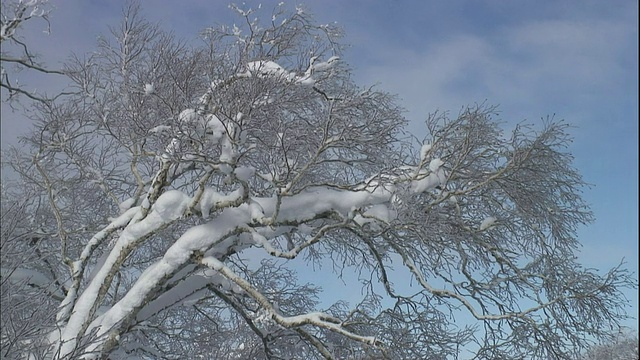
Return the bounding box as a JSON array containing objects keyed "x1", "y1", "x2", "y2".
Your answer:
[{"x1": 2, "y1": 0, "x2": 637, "y2": 329}]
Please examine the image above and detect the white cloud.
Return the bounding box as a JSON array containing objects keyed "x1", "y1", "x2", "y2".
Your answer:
[
  {"x1": 356, "y1": 34, "x2": 494, "y2": 125},
  {"x1": 503, "y1": 18, "x2": 632, "y2": 89},
  {"x1": 355, "y1": 15, "x2": 636, "y2": 132}
]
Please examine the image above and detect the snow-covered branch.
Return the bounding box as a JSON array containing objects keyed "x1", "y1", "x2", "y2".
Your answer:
[
  {"x1": 2, "y1": 3, "x2": 635, "y2": 360},
  {"x1": 1, "y1": 0, "x2": 71, "y2": 103},
  {"x1": 199, "y1": 256, "x2": 382, "y2": 349}
]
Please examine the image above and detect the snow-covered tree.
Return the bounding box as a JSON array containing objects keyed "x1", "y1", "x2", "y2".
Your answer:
[
  {"x1": 581, "y1": 328, "x2": 638, "y2": 360},
  {"x1": 1, "y1": 181, "x2": 64, "y2": 359},
  {"x1": 1, "y1": 3, "x2": 635, "y2": 359}
]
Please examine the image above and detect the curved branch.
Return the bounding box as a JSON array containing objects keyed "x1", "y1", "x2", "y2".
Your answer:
[{"x1": 199, "y1": 256, "x2": 383, "y2": 352}]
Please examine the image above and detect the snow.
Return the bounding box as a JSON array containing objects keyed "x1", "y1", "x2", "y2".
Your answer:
[
  {"x1": 298, "y1": 55, "x2": 339, "y2": 86},
  {"x1": 143, "y1": 83, "x2": 154, "y2": 95},
  {"x1": 295, "y1": 74, "x2": 315, "y2": 86},
  {"x1": 297, "y1": 224, "x2": 313, "y2": 235},
  {"x1": 204, "y1": 114, "x2": 226, "y2": 144},
  {"x1": 234, "y1": 166, "x2": 255, "y2": 181},
  {"x1": 219, "y1": 126, "x2": 236, "y2": 163},
  {"x1": 149, "y1": 125, "x2": 172, "y2": 134},
  {"x1": 178, "y1": 108, "x2": 198, "y2": 124},
  {"x1": 152, "y1": 190, "x2": 191, "y2": 221},
  {"x1": 164, "y1": 138, "x2": 180, "y2": 157},
  {"x1": 310, "y1": 56, "x2": 340, "y2": 72},
  {"x1": 479, "y1": 216, "x2": 497, "y2": 231},
  {"x1": 242, "y1": 59, "x2": 333, "y2": 86},
  {"x1": 232, "y1": 24, "x2": 242, "y2": 37},
  {"x1": 133, "y1": 208, "x2": 247, "y2": 284},
  {"x1": 85, "y1": 237, "x2": 114, "y2": 277},
  {"x1": 420, "y1": 143, "x2": 432, "y2": 162},
  {"x1": 57, "y1": 191, "x2": 191, "y2": 358},
  {"x1": 254, "y1": 186, "x2": 392, "y2": 222},
  {"x1": 178, "y1": 108, "x2": 227, "y2": 144},
  {"x1": 246, "y1": 61, "x2": 294, "y2": 80},
  {"x1": 176, "y1": 110, "x2": 228, "y2": 147},
  {"x1": 78, "y1": 208, "x2": 139, "y2": 262},
  {"x1": 353, "y1": 203, "x2": 397, "y2": 230},
  {"x1": 71, "y1": 209, "x2": 139, "y2": 328},
  {"x1": 118, "y1": 197, "x2": 135, "y2": 214},
  {"x1": 249, "y1": 201, "x2": 265, "y2": 222},
  {"x1": 198, "y1": 187, "x2": 244, "y2": 218},
  {"x1": 364, "y1": 204, "x2": 396, "y2": 223},
  {"x1": 428, "y1": 158, "x2": 444, "y2": 172},
  {"x1": 84, "y1": 206, "x2": 249, "y2": 357},
  {"x1": 411, "y1": 168, "x2": 447, "y2": 193},
  {"x1": 198, "y1": 188, "x2": 218, "y2": 219},
  {"x1": 219, "y1": 163, "x2": 232, "y2": 175},
  {"x1": 136, "y1": 273, "x2": 211, "y2": 321},
  {"x1": 56, "y1": 161, "x2": 440, "y2": 356}
]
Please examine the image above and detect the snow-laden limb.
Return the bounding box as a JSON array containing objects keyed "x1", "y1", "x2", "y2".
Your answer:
[
  {"x1": 138, "y1": 159, "x2": 172, "y2": 219},
  {"x1": 479, "y1": 216, "x2": 497, "y2": 231},
  {"x1": 255, "y1": 186, "x2": 392, "y2": 223},
  {"x1": 244, "y1": 61, "x2": 295, "y2": 80},
  {"x1": 419, "y1": 143, "x2": 432, "y2": 163},
  {"x1": 135, "y1": 270, "x2": 230, "y2": 322},
  {"x1": 308, "y1": 55, "x2": 339, "y2": 73},
  {"x1": 410, "y1": 168, "x2": 447, "y2": 193},
  {"x1": 57, "y1": 190, "x2": 191, "y2": 358},
  {"x1": 55, "y1": 207, "x2": 139, "y2": 326},
  {"x1": 81, "y1": 206, "x2": 251, "y2": 358},
  {"x1": 5, "y1": 3, "x2": 634, "y2": 359},
  {"x1": 250, "y1": 217, "x2": 351, "y2": 259},
  {"x1": 238, "y1": 56, "x2": 338, "y2": 88},
  {"x1": 62, "y1": 179, "x2": 403, "y2": 358},
  {"x1": 148, "y1": 125, "x2": 171, "y2": 135}
]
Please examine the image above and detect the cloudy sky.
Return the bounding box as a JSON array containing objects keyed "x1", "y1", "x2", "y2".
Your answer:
[{"x1": 2, "y1": 0, "x2": 637, "y2": 327}]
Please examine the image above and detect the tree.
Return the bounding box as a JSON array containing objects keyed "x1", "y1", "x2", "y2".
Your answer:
[
  {"x1": 582, "y1": 329, "x2": 638, "y2": 360},
  {"x1": 1, "y1": 181, "x2": 65, "y2": 359},
  {"x1": 1, "y1": 0, "x2": 69, "y2": 104},
  {"x1": 1, "y1": 3, "x2": 635, "y2": 359}
]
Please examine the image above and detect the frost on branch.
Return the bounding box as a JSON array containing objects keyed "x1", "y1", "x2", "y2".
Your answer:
[
  {"x1": 479, "y1": 216, "x2": 496, "y2": 231},
  {"x1": 2, "y1": 3, "x2": 635, "y2": 360},
  {"x1": 1, "y1": 0, "x2": 69, "y2": 103},
  {"x1": 143, "y1": 83, "x2": 154, "y2": 95}
]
